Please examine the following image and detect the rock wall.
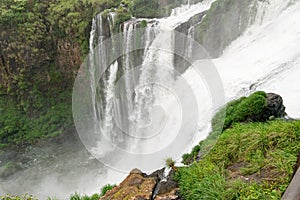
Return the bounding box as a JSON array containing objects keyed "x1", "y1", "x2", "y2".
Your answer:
[{"x1": 194, "y1": 0, "x2": 257, "y2": 58}]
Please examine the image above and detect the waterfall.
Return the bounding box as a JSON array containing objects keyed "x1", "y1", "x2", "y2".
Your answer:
[
  {"x1": 89, "y1": 17, "x2": 97, "y2": 122},
  {"x1": 184, "y1": 26, "x2": 195, "y2": 58},
  {"x1": 2, "y1": 0, "x2": 300, "y2": 198},
  {"x1": 80, "y1": 0, "x2": 218, "y2": 170},
  {"x1": 103, "y1": 61, "x2": 119, "y2": 141},
  {"x1": 75, "y1": 0, "x2": 300, "y2": 176},
  {"x1": 123, "y1": 22, "x2": 135, "y2": 113}
]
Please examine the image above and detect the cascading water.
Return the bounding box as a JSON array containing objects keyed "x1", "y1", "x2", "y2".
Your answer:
[
  {"x1": 2, "y1": 0, "x2": 300, "y2": 198},
  {"x1": 83, "y1": 0, "x2": 300, "y2": 173},
  {"x1": 85, "y1": 0, "x2": 217, "y2": 160}
]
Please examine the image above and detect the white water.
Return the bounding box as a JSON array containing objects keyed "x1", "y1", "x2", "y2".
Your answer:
[
  {"x1": 165, "y1": 0, "x2": 215, "y2": 29},
  {"x1": 180, "y1": 0, "x2": 300, "y2": 151},
  {"x1": 86, "y1": 0, "x2": 300, "y2": 185},
  {"x1": 2, "y1": 0, "x2": 299, "y2": 198},
  {"x1": 213, "y1": 0, "x2": 300, "y2": 118}
]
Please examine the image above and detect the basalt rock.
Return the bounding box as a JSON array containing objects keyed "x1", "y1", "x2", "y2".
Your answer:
[
  {"x1": 257, "y1": 93, "x2": 286, "y2": 121},
  {"x1": 266, "y1": 93, "x2": 286, "y2": 117}
]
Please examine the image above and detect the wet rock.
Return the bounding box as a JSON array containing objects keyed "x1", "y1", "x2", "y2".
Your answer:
[{"x1": 154, "y1": 170, "x2": 180, "y2": 200}]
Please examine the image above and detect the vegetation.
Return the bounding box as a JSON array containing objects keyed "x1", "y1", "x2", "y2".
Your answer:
[
  {"x1": 183, "y1": 91, "x2": 269, "y2": 164},
  {"x1": 0, "y1": 0, "x2": 128, "y2": 147},
  {"x1": 69, "y1": 193, "x2": 100, "y2": 200},
  {"x1": 165, "y1": 157, "x2": 177, "y2": 170},
  {"x1": 113, "y1": 6, "x2": 132, "y2": 32},
  {"x1": 0, "y1": 184, "x2": 116, "y2": 200},
  {"x1": 0, "y1": 194, "x2": 37, "y2": 200},
  {"x1": 0, "y1": 89, "x2": 72, "y2": 147},
  {"x1": 176, "y1": 120, "x2": 300, "y2": 199},
  {"x1": 100, "y1": 184, "x2": 116, "y2": 196},
  {"x1": 128, "y1": 0, "x2": 204, "y2": 18}
]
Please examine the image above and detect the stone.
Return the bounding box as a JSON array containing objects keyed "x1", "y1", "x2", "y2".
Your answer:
[{"x1": 100, "y1": 168, "x2": 181, "y2": 200}]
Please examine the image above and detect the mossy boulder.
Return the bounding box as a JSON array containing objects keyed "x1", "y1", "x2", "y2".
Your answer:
[
  {"x1": 183, "y1": 91, "x2": 287, "y2": 165},
  {"x1": 213, "y1": 91, "x2": 286, "y2": 131}
]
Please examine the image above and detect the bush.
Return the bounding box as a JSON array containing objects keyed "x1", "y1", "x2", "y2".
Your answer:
[
  {"x1": 219, "y1": 91, "x2": 267, "y2": 130},
  {"x1": 101, "y1": 184, "x2": 116, "y2": 196}
]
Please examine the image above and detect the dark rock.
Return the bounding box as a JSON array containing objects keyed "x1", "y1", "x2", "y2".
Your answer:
[
  {"x1": 259, "y1": 93, "x2": 286, "y2": 121},
  {"x1": 156, "y1": 170, "x2": 179, "y2": 196},
  {"x1": 148, "y1": 168, "x2": 165, "y2": 182}
]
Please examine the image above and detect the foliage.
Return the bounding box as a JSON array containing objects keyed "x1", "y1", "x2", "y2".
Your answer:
[
  {"x1": 129, "y1": 0, "x2": 159, "y2": 18},
  {"x1": 176, "y1": 120, "x2": 300, "y2": 199},
  {"x1": 113, "y1": 6, "x2": 132, "y2": 32},
  {"x1": 0, "y1": 194, "x2": 38, "y2": 200},
  {"x1": 100, "y1": 184, "x2": 116, "y2": 196},
  {"x1": 215, "y1": 91, "x2": 267, "y2": 130},
  {"x1": 183, "y1": 91, "x2": 268, "y2": 164},
  {"x1": 140, "y1": 20, "x2": 147, "y2": 28},
  {"x1": 165, "y1": 157, "x2": 176, "y2": 169},
  {"x1": 0, "y1": 0, "x2": 121, "y2": 147},
  {"x1": 69, "y1": 193, "x2": 100, "y2": 200},
  {"x1": 0, "y1": 89, "x2": 72, "y2": 147},
  {"x1": 128, "y1": 0, "x2": 198, "y2": 18}
]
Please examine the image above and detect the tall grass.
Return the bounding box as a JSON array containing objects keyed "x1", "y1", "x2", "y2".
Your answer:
[{"x1": 176, "y1": 120, "x2": 300, "y2": 200}]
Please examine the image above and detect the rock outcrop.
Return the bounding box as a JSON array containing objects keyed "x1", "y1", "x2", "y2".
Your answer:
[
  {"x1": 252, "y1": 93, "x2": 286, "y2": 122},
  {"x1": 263, "y1": 93, "x2": 286, "y2": 119},
  {"x1": 100, "y1": 168, "x2": 181, "y2": 200}
]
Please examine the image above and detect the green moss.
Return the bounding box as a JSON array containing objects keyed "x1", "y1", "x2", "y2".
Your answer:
[{"x1": 214, "y1": 91, "x2": 268, "y2": 131}]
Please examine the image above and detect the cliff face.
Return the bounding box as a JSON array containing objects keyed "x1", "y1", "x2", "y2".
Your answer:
[
  {"x1": 194, "y1": 0, "x2": 257, "y2": 58},
  {"x1": 0, "y1": 0, "x2": 93, "y2": 99}
]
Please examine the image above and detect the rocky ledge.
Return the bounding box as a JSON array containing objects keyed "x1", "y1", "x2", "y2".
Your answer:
[{"x1": 100, "y1": 168, "x2": 181, "y2": 200}]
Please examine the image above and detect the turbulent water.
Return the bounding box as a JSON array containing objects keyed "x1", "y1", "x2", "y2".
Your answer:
[{"x1": 1, "y1": 0, "x2": 300, "y2": 198}]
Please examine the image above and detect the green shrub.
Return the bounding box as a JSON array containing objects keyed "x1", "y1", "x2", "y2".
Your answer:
[
  {"x1": 140, "y1": 19, "x2": 147, "y2": 28},
  {"x1": 101, "y1": 184, "x2": 116, "y2": 196},
  {"x1": 219, "y1": 91, "x2": 267, "y2": 130}
]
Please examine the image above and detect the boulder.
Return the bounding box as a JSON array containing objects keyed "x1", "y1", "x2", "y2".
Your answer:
[
  {"x1": 100, "y1": 168, "x2": 156, "y2": 200},
  {"x1": 257, "y1": 93, "x2": 286, "y2": 121},
  {"x1": 100, "y1": 168, "x2": 181, "y2": 200}
]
